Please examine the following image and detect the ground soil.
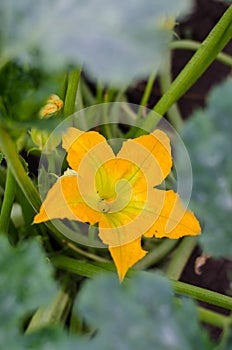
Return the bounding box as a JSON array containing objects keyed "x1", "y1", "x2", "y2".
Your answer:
[{"x1": 127, "y1": 0, "x2": 232, "y2": 342}]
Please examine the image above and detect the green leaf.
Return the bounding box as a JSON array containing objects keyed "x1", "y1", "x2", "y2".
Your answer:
[
  {"x1": 75, "y1": 272, "x2": 212, "y2": 350},
  {"x1": 25, "y1": 327, "x2": 81, "y2": 350},
  {"x1": 0, "y1": 237, "x2": 57, "y2": 328},
  {"x1": 0, "y1": 238, "x2": 214, "y2": 350},
  {"x1": 176, "y1": 78, "x2": 232, "y2": 257},
  {"x1": 0, "y1": 0, "x2": 192, "y2": 84},
  {"x1": 0, "y1": 236, "x2": 58, "y2": 349},
  {"x1": 224, "y1": 331, "x2": 232, "y2": 350},
  {"x1": 0, "y1": 235, "x2": 84, "y2": 350}
]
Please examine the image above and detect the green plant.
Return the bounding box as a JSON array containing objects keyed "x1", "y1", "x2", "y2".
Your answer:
[{"x1": 1, "y1": 1, "x2": 232, "y2": 349}]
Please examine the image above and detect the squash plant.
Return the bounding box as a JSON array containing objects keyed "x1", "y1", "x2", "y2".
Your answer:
[{"x1": 1, "y1": 1, "x2": 232, "y2": 349}]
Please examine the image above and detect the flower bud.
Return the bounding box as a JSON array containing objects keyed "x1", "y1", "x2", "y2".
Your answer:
[
  {"x1": 39, "y1": 94, "x2": 63, "y2": 119},
  {"x1": 30, "y1": 94, "x2": 63, "y2": 152}
]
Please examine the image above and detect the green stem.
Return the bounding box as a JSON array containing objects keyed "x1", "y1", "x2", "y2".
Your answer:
[
  {"x1": 159, "y1": 50, "x2": 183, "y2": 130},
  {"x1": 64, "y1": 240, "x2": 110, "y2": 263},
  {"x1": 138, "y1": 70, "x2": 157, "y2": 117},
  {"x1": 15, "y1": 183, "x2": 35, "y2": 226},
  {"x1": 52, "y1": 254, "x2": 232, "y2": 312},
  {"x1": 0, "y1": 168, "x2": 15, "y2": 234},
  {"x1": 79, "y1": 77, "x2": 95, "y2": 106},
  {"x1": 216, "y1": 323, "x2": 231, "y2": 350},
  {"x1": 63, "y1": 69, "x2": 81, "y2": 118},
  {"x1": 0, "y1": 128, "x2": 41, "y2": 211},
  {"x1": 26, "y1": 275, "x2": 75, "y2": 333},
  {"x1": 137, "y1": 5, "x2": 232, "y2": 134},
  {"x1": 59, "y1": 74, "x2": 68, "y2": 102},
  {"x1": 134, "y1": 239, "x2": 178, "y2": 270},
  {"x1": 175, "y1": 297, "x2": 230, "y2": 329},
  {"x1": 198, "y1": 306, "x2": 230, "y2": 329},
  {"x1": 96, "y1": 79, "x2": 104, "y2": 104},
  {"x1": 170, "y1": 39, "x2": 232, "y2": 67},
  {"x1": 0, "y1": 165, "x2": 6, "y2": 188},
  {"x1": 102, "y1": 101, "x2": 114, "y2": 139},
  {"x1": 172, "y1": 279, "x2": 232, "y2": 311},
  {"x1": 0, "y1": 128, "x2": 72, "y2": 245},
  {"x1": 166, "y1": 236, "x2": 197, "y2": 280},
  {"x1": 52, "y1": 255, "x2": 115, "y2": 278}
]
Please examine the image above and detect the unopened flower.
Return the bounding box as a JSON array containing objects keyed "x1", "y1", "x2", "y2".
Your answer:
[
  {"x1": 31, "y1": 94, "x2": 63, "y2": 152},
  {"x1": 39, "y1": 94, "x2": 63, "y2": 119}
]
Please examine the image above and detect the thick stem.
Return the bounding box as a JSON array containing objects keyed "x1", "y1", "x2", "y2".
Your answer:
[
  {"x1": 0, "y1": 128, "x2": 73, "y2": 245},
  {"x1": 138, "y1": 70, "x2": 157, "y2": 116},
  {"x1": 159, "y1": 50, "x2": 183, "y2": 130},
  {"x1": 0, "y1": 128, "x2": 41, "y2": 211},
  {"x1": 52, "y1": 255, "x2": 114, "y2": 278},
  {"x1": 134, "y1": 239, "x2": 178, "y2": 270},
  {"x1": 52, "y1": 255, "x2": 232, "y2": 313},
  {"x1": 0, "y1": 168, "x2": 15, "y2": 234},
  {"x1": 172, "y1": 279, "x2": 232, "y2": 311},
  {"x1": 175, "y1": 297, "x2": 230, "y2": 329},
  {"x1": 26, "y1": 275, "x2": 75, "y2": 333},
  {"x1": 170, "y1": 39, "x2": 232, "y2": 67},
  {"x1": 63, "y1": 69, "x2": 81, "y2": 118},
  {"x1": 165, "y1": 236, "x2": 197, "y2": 280},
  {"x1": 136, "y1": 5, "x2": 232, "y2": 135}
]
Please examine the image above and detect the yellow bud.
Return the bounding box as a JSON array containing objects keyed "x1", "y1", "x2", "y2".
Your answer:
[
  {"x1": 30, "y1": 94, "x2": 63, "y2": 153},
  {"x1": 39, "y1": 94, "x2": 63, "y2": 119}
]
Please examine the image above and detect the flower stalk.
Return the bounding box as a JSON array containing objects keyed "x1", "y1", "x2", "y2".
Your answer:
[
  {"x1": 137, "y1": 4, "x2": 232, "y2": 135},
  {"x1": 63, "y1": 69, "x2": 82, "y2": 118},
  {"x1": 0, "y1": 168, "x2": 15, "y2": 234}
]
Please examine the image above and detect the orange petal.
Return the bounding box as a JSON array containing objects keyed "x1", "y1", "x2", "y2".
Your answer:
[
  {"x1": 109, "y1": 238, "x2": 147, "y2": 282},
  {"x1": 34, "y1": 175, "x2": 101, "y2": 225},
  {"x1": 117, "y1": 129, "x2": 172, "y2": 187},
  {"x1": 62, "y1": 127, "x2": 114, "y2": 172},
  {"x1": 144, "y1": 189, "x2": 201, "y2": 239}
]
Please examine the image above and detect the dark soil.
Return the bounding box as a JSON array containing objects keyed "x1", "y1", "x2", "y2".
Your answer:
[
  {"x1": 127, "y1": 0, "x2": 232, "y2": 342},
  {"x1": 181, "y1": 247, "x2": 232, "y2": 341}
]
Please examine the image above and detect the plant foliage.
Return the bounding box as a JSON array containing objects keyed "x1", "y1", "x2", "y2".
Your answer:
[{"x1": 177, "y1": 78, "x2": 232, "y2": 257}]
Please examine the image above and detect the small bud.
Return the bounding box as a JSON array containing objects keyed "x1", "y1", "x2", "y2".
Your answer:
[
  {"x1": 30, "y1": 94, "x2": 63, "y2": 152},
  {"x1": 39, "y1": 94, "x2": 63, "y2": 119},
  {"x1": 30, "y1": 129, "x2": 61, "y2": 153}
]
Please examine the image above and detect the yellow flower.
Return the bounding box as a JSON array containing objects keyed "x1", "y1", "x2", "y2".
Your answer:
[{"x1": 34, "y1": 127, "x2": 201, "y2": 281}]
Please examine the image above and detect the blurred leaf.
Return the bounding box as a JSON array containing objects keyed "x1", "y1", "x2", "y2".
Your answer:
[
  {"x1": 176, "y1": 78, "x2": 232, "y2": 257},
  {"x1": 0, "y1": 236, "x2": 57, "y2": 349},
  {"x1": 0, "y1": 235, "x2": 81, "y2": 349},
  {"x1": 224, "y1": 331, "x2": 232, "y2": 350},
  {"x1": 0, "y1": 237, "x2": 57, "y2": 328},
  {"x1": 0, "y1": 238, "x2": 214, "y2": 349},
  {"x1": 0, "y1": 152, "x2": 3, "y2": 164},
  {"x1": 29, "y1": 327, "x2": 90, "y2": 350},
  {"x1": 0, "y1": 0, "x2": 192, "y2": 84},
  {"x1": 75, "y1": 272, "x2": 212, "y2": 350}
]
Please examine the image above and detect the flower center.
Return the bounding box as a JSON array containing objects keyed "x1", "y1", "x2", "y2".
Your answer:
[{"x1": 97, "y1": 198, "x2": 114, "y2": 213}]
